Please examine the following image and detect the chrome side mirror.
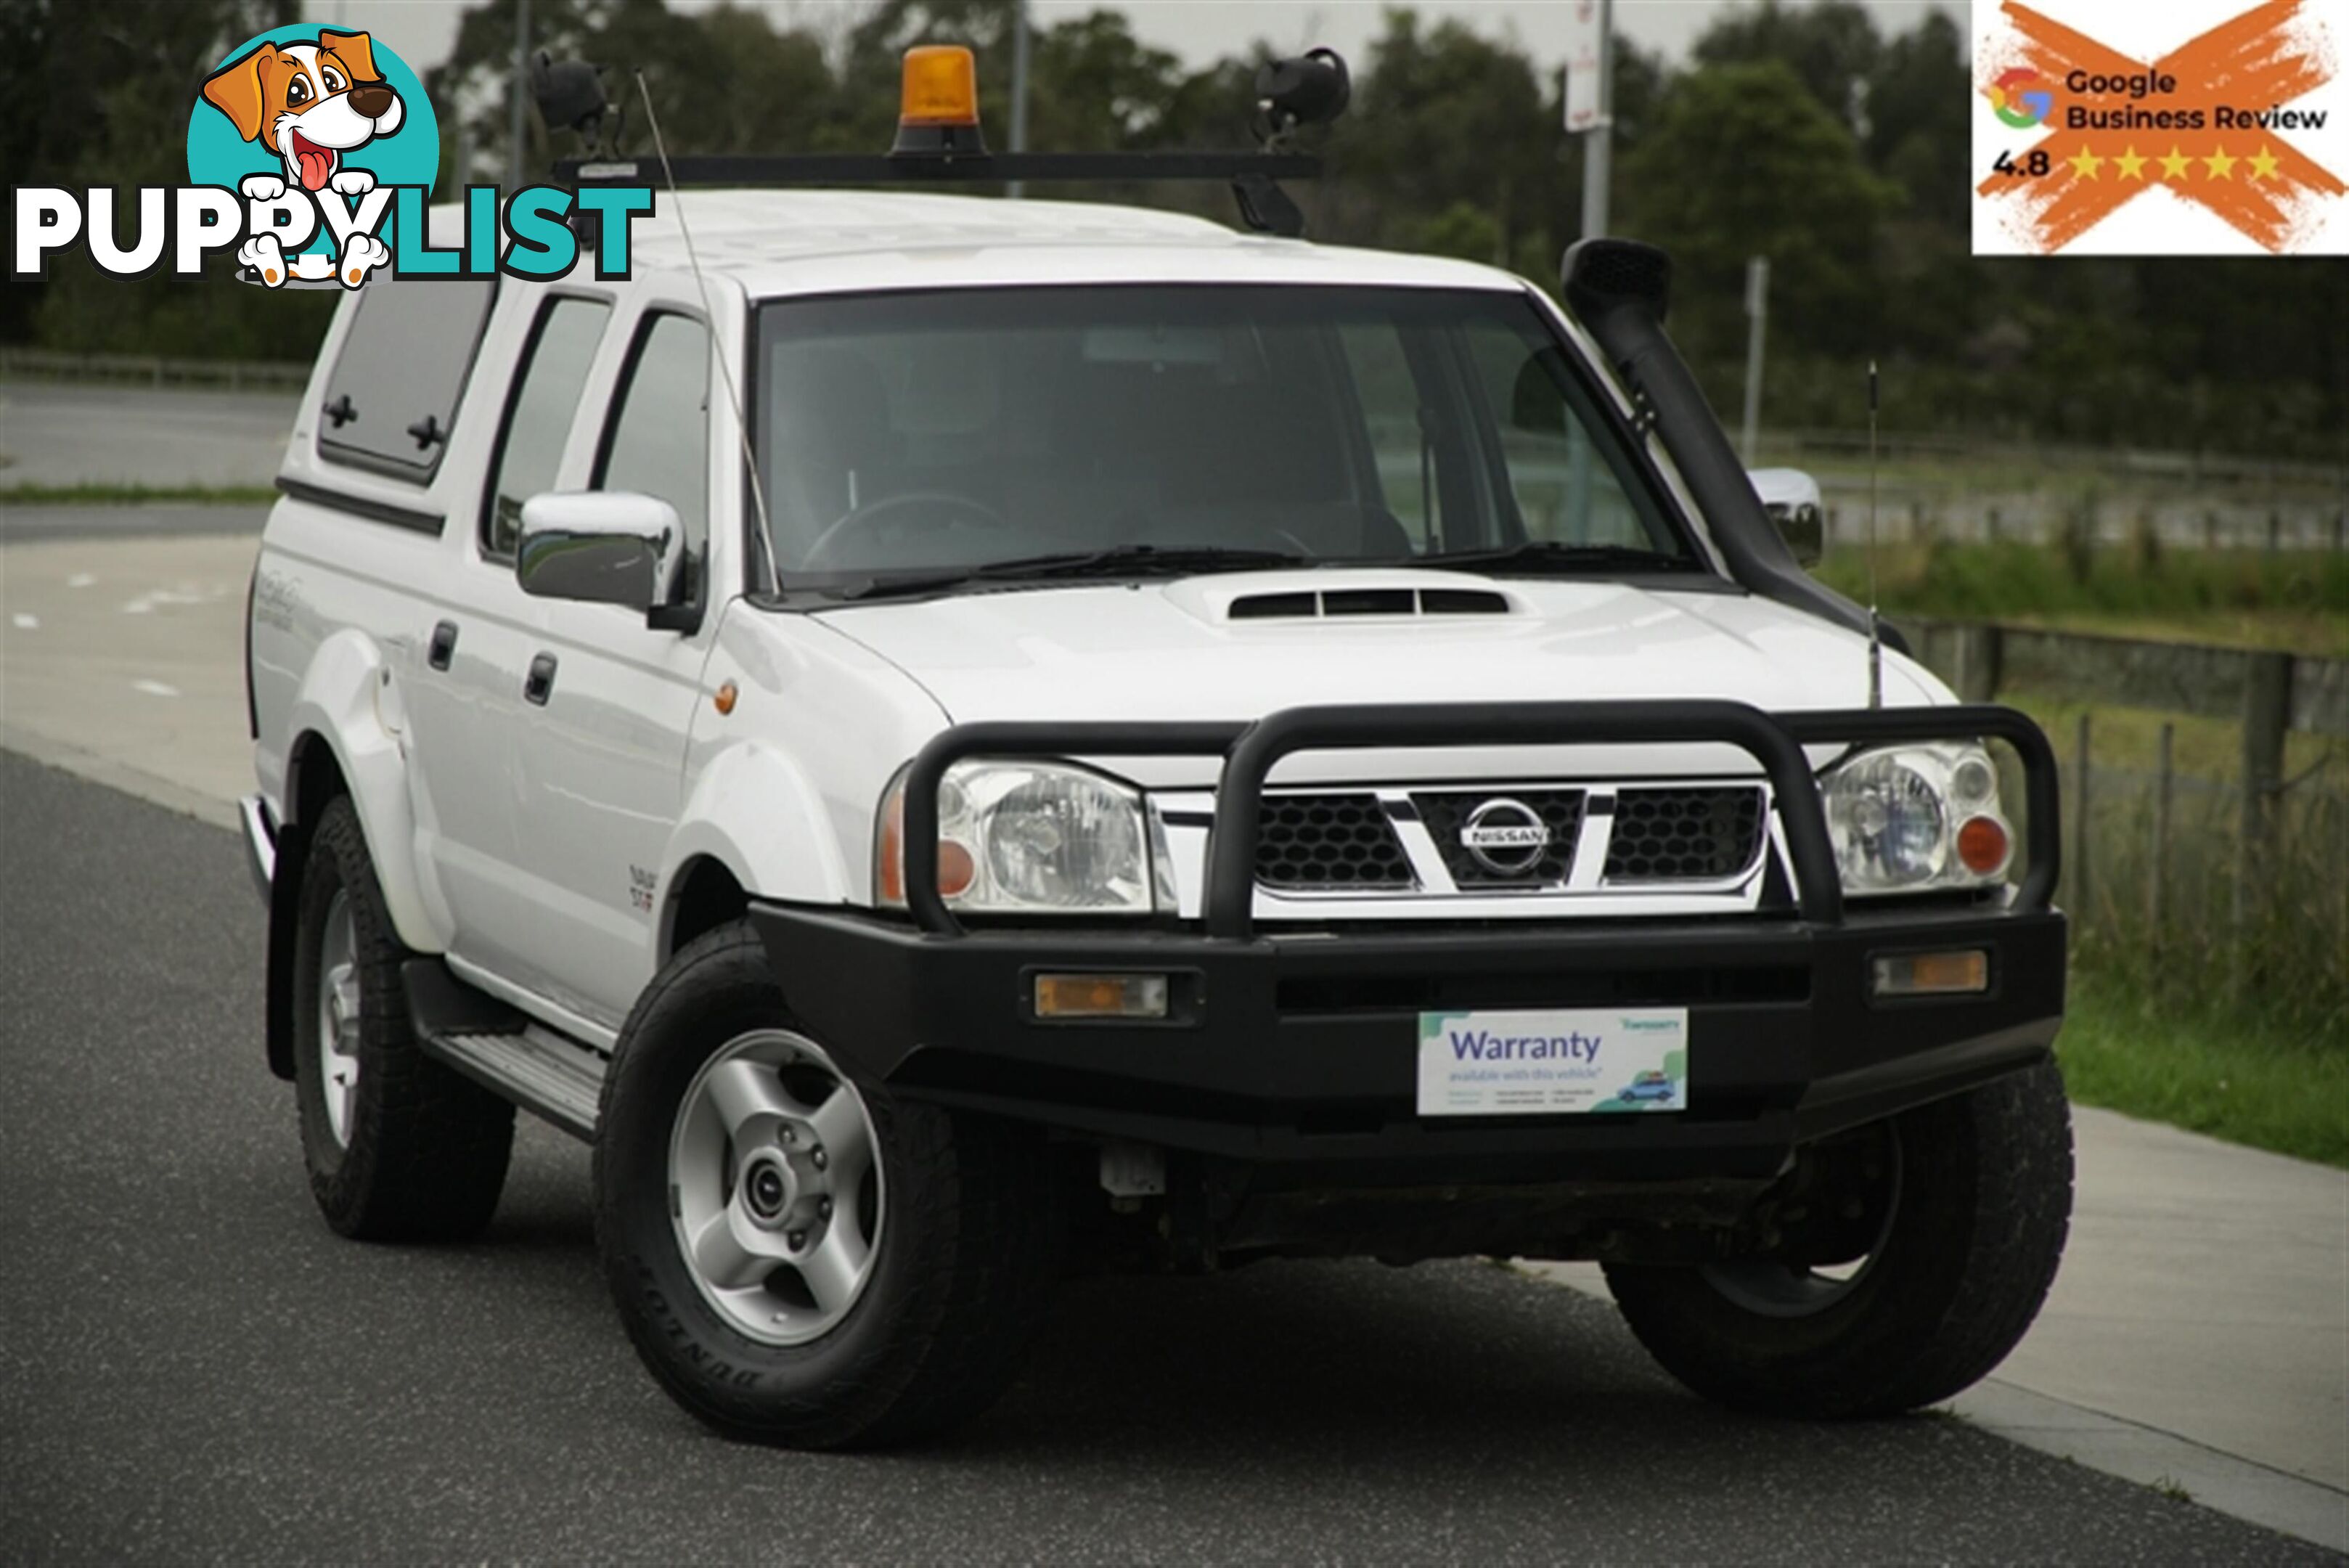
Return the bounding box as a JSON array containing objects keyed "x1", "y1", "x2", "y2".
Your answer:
[
  {"x1": 1747, "y1": 467, "x2": 1824, "y2": 568},
  {"x1": 515, "y1": 491, "x2": 681, "y2": 612}
]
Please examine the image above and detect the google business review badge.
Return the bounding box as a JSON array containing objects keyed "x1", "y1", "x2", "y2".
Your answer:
[{"x1": 1972, "y1": 0, "x2": 2349, "y2": 255}]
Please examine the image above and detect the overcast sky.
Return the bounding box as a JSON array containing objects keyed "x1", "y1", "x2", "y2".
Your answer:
[{"x1": 306, "y1": 1, "x2": 1966, "y2": 79}]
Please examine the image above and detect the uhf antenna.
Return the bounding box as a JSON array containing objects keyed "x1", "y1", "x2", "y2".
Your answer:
[
  {"x1": 634, "y1": 73, "x2": 777, "y2": 592},
  {"x1": 1866, "y1": 359, "x2": 1883, "y2": 709}
]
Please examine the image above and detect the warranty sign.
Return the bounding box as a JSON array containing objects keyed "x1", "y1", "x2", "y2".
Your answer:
[{"x1": 1415, "y1": 1008, "x2": 1689, "y2": 1117}]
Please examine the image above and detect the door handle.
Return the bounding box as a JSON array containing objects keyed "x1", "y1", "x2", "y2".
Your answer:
[
  {"x1": 427, "y1": 620, "x2": 458, "y2": 671},
  {"x1": 523, "y1": 653, "x2": 557, "y2": 706}
]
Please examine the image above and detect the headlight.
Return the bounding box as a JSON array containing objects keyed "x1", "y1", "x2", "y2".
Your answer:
[
  {"x1": 878, "y1": 760, "x2": 1171, "y2": 915},
  {"x1": 1822, "y1": 743, "x2": 2014, "y2": 895}
]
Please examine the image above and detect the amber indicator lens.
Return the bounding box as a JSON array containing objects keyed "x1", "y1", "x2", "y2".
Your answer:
[
  {"x1": 1034, "y1": 973, "x2": 1170, "y2": 1020},
  {"x1": 1871, "y1": 950, "x2": 1990, "y2": 997},
  {"x1": 1956, "y1": 814, "x2": 2011, "y2": 876}
]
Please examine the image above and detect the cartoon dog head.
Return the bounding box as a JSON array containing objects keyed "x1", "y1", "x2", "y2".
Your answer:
[{"x1": 202, "y1": 31, "x2": 404, "y2": 192}]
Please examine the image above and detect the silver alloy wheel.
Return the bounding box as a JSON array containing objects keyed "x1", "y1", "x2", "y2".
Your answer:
[
  {"x1": 669, "y1": 1029, "x2": 885, "y2": 1346},
  {"x1": 314, "y1": 889, "x2": 362, "y2": 1147}
]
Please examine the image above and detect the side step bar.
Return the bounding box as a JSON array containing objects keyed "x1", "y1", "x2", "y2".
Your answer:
[{"x1": 404, "y1": 960, "x2": 608, "y2": 1140}]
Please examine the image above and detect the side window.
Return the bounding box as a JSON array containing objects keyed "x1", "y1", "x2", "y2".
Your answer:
[
  {"x1": 1464, "y1": 318, "x2": 1652, "y2": 550},
  {"x1": 317, "y1": 278, "x2": 496, "y2": 482},
  {"x1": 594, "y1": 314, "x2": 710, "y2": 555},
  {"x1": 480, "y1": 296, "x2": 611, "y2": 559}
]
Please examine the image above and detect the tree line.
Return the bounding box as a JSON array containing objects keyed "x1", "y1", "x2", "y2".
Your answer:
[{"x1": 4, "y1": 0, "x2": 2343, "y2": 460}]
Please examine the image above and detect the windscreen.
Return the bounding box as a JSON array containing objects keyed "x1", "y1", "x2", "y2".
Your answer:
[{"x1": 753, "y1": 285, "x2": 1690, "y2": 587}]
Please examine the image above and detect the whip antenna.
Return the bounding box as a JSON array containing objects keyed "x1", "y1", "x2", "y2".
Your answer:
[
  {"x1": 1866, "y1": 359, "x2": 1883, "y2": 709},
  {"x1": 634, "y1": 73, "x2": 777, "y2": 592}
]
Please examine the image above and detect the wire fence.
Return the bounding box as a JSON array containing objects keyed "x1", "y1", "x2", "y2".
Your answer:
[{"x1": 2051, "y1": 724, "x2": 2348, "y2": 1034}]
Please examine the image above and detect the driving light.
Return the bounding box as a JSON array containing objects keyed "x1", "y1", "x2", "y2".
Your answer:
[
  {"x1": 1822, "y1": 743, "x2": 2014, "y2": 897},
  {"x1": 893, "y1": 45, "x2": 985, "y2": 157},
  {"x1": 1872, "y1": 950, "x2": 1990, "y2": 997},
  {"x1": 878, "y1": 760, "x2": 1167, "y2": 915},
  {"x1": 1034, "y1": 973, "x2": 1170, "y2": 1020}
]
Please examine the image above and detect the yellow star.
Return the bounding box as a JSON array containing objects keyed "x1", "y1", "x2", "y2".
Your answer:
[
  {"x1": 2157, "y1": 144, "x2": 2194, "y2": 180},
  {"x1": 2068, "y1": 146, "x2": 2104, "y2": 180},
  {"x1": 2203, "y1": 144, "x2": 2238, "y2": 179},
  {"x1": 2248, "y1": 144, "x2": 2282, "y2": 180},
  {"x1": 2113, "y1": 145, "x2": 2149, "y2": 180}
]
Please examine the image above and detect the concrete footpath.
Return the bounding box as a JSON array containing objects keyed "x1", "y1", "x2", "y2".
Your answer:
[{"x1": 7, "y1": 527, "x2": 2347, "y2": 1553}]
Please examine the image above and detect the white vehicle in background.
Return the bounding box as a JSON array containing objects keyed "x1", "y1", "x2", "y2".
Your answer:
[{"x1": 240, "y1": 47, "x2": 2072, "y2": 1449}]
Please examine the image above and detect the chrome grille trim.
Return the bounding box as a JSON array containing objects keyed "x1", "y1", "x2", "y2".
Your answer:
[{"x1": 1147, "y1": 779, "x2": 1782, "y2": 921}]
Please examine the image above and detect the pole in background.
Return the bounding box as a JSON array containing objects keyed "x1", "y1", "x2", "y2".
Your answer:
[
  {"x1": 1740, "y1": 255, "x2": 1770, "y2": 462},
  {"x1": 1566, "y1": 0, "x2": 1612, "y2": 238},
  {"x1": 509, "y1": 0, "x2": 531, "y2": 192},
  {"x1": 1008, "y1": 0, "x2": 1031, "y2": 199}
]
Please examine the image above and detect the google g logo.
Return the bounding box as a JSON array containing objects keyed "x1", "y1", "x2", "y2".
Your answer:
[{"x1": 1988, "y1": 68, "x2": 2054, "y2": 128}]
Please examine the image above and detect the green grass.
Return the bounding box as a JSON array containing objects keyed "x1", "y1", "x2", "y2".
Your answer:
[
  {"x1": 2057, "y1": 976, "x2": 2349, "y2": 1169},
  {"x1": 1818, "y1": 540, "x2": 2349, "y2": 656},
  {"x1": 0, "y1": 482, "x2": 278, "y2": 507}
]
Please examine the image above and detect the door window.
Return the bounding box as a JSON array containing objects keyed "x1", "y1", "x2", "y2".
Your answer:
[
  {"x1": 594, "y1": 313, "x2": 711, "y2": 555},
  {"x1": 481, "y1": 295, "x2": 611, "y2": 559}
]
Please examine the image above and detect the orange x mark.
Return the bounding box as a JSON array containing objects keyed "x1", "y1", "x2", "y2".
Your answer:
[{"x1": 1979, "y1": 0, "x2": 2345, "y2": 253}]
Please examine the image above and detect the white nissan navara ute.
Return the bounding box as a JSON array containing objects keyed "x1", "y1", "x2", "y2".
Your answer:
[{"x1": 241, "y1": 50, "x2": 2071, "y2": 1450}]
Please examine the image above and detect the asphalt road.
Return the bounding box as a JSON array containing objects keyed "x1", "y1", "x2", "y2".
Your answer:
[{"x1": 0, "y1": 749, "x2": 2334, "y2": 1565}]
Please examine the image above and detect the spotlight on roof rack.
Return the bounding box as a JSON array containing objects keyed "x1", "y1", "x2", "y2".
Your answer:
[
  {"x1": 892, "y1": 45, "x2": 986, "y2": 158},
  {"x1": 1253, "y1": 49, "x2": 1350, "y2": 146},
  {"x1": 530, "y1": 51, "x2": 620, "y2": 157}
]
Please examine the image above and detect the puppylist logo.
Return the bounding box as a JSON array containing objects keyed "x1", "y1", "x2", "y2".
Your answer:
[
  {"x1": 1972, "y1": 0, "x2": 2349, "y2": 255},
  {"x1": 12, "y1": 25, "x2": 654, "y2": 287}
]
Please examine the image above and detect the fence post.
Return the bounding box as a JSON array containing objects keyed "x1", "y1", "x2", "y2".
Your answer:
[
  {"x1": 2149, "y1": 722, "x2": 2173, "y2": 939},
  {"x1": 1952, "y1": 623, "x2": 2003, "y2": 702},
  {"x1": 2072, "y1": 712, "x2": 2092, "y2": 921},
  {"x1": 2238, "y1": 653, "x2": 2293, "y2": 917}
]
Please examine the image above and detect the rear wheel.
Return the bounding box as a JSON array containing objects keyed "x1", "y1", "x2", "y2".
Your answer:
[
  {"x1": 291, "y1": 796, "x2": 515, "y2": 1240},
  {"x1": 595, "y1": 919, "x2": 1059, "y2": 1448},
  {"x1": 1605, "y1": 1061, "x2": 2072, "y2": 1418}
]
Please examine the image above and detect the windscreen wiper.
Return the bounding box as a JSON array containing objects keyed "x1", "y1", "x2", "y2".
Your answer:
[
  {"x1": 1416, "y1": 540, "x2": 1698, "y2": 576},
  {"x1": 831, "y1": 544, "x2": 1309, "y2": 601}
]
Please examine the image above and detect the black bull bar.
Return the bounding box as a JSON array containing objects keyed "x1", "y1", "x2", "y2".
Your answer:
[{"x1": 899, "y1": 700, "x2": 2062, "y2": 936}]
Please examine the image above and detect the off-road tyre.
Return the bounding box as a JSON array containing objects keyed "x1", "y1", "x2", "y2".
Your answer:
[
  {"x1": 292, "y1": 795, "x2": 515, "y2": 1239},
  {"x1": 1604, "y1": 1059, "x2": 2072, "y2": 1418},
  {"x1": 595, "y1": 918, "x2": 1061, "y2": 1449}
]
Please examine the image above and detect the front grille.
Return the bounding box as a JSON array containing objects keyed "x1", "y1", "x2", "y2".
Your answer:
[
  {"x1": 1411, "y1": 789, "x2": 1585, "y2": 886},
  {"x1": 1256, "y1": 793, "x2": 1414, "y2": 890},
  {"x1": 1603, "y1": 788, "x2": 1765, "y2": 881}
]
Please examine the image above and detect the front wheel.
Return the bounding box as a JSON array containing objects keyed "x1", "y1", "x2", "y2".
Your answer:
[
  {"x1": 593, "y1": 920, "x2": 1059, "y2": 1448},
  {"x1": 1605, "y1": 1060, "x2": 2072, "y2": 1418}
]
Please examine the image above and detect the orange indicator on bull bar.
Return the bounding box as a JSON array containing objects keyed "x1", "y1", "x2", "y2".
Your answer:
[
  {"x1": 1871, "y1": 950, "x2": 1990, "y2": 998},
  {"x1": 1034, "y1": 973, "x2": 1170, "y2": 1020}
]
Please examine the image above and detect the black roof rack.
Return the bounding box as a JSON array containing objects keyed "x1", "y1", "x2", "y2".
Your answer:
[{"x1": 552, "y1": 151, "x2": 1323, "y2": 237}]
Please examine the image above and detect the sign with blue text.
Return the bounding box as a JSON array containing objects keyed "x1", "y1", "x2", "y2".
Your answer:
[{"x1": 1416, "y1": 1008, "x2": 1688, "y2": 1116}]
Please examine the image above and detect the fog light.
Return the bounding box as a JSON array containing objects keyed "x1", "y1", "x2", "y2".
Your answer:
[
  {"x1": 1034, "y1": 973, "x2": 1169, "y2": 1019},
  {"x1": 1871, "y1": 950, "x2": 1990, "y2": 997}
]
